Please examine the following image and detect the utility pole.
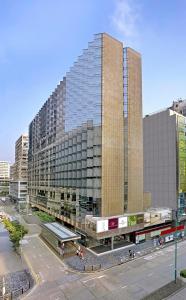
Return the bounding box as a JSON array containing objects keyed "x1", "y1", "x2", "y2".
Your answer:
[
  {"x1": 2, "y1": 276, "x2": 5, "y2": 299},
  {"x1": 174, "y1": 209, "x2": 179, "y2": 284}
]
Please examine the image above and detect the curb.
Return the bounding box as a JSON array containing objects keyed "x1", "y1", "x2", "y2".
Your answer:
[{"x1": 21, "y1": 251, "x2": 41, "y2": 284}]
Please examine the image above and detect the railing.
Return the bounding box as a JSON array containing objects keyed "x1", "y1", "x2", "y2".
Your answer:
[
  {"x1": 84, "y1": 264, "x2": 101, "y2": 272},
  {"x1": 0, "y1": 276, "x2": 34, "y2": 300}
]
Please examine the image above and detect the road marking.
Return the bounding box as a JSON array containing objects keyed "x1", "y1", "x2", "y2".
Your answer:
[
  {"x1": 83, "y1": 277, "x2": 98, "y2": 283},
  {"x1": 169, "y1": 264, "x2": 173, "y2": 267},
  {"x1": 144, "y1": 255, "x2": 154, "y2": 260},
  {"x1": 121, "y1": 285, "x2": 127, "y2": 289},
  {"x1": 39, "y1": 271, "x2": 45, "y2": 282},
  {"x1": 97, "y1": 275, "x2": 106, "y2": 279},
  {"x1": 83, "y1": 275, "x2": 106, "y2": 283}
]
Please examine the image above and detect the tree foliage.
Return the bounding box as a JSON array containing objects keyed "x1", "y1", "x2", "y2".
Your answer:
[{"x1": 3, "y1": 219, "x2": 28, "y2": 250}]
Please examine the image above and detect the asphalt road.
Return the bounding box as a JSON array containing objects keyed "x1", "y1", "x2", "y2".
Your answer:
[
  {"x1": 0, "y1": 222, "x2": 25, "y2": 276},
  {"x1": 1, "y1": 203, "x2": 186, "y2": 300},
  {"x1": 21, "y1": 235, "x2": 186, "y2": 300}
]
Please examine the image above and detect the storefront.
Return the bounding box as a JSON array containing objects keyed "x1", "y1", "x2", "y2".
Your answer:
[{"x1": 135, "y1": 224, "x2": 172, "y2": 244}]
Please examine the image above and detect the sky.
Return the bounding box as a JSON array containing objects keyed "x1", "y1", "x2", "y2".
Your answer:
[{"x1": 1, "y1": 0, "x2": 186, "y2": 163}]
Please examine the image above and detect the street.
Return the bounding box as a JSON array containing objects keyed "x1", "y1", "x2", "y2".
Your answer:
[
  {"x1": 22, "y1": 235, "x2": 186, "y2": 300},
  {"x1": 1, "y1": 202, "x2": 186, "y2": 300},
  {"x1": 0, "y1": 222, "x2": 25, "y2": 276}
]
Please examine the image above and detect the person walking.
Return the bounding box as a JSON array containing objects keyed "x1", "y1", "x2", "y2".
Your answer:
[{"x1": 129, "y1": 249, "x2": 132, "y2": 259}]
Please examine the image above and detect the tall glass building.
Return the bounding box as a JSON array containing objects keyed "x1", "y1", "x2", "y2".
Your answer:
[{"x1": 28, "y1": 33, "x2": 143, "y2": 232}]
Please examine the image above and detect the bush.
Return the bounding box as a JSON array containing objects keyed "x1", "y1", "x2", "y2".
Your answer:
[
  {"x1": 34, "y1": 211, "x2": 55, "y2": 223},
  {"x1": 180, "y1": 269, "x2": 186, "y2": 278},
  {"x1": 3, "y1": 219, "x2": 28, "y2": 250}
]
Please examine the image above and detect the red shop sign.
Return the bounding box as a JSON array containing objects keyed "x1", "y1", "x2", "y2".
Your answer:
[{"x1": 108, "y1": 218, "x2": 118, "y2": 230}]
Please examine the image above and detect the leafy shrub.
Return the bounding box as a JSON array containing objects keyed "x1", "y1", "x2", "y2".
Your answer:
[
  {"x1": 3, "y1": 219, "x2": 28, "y2": 250},
  {"x1": 34, "y1": 211, "x2": 55, "y2": 223},
  {"x1": 180, "y1": 269, "x2": 186, "y2": 278}
]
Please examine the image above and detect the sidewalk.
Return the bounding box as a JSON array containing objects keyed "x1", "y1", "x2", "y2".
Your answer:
[{"x1": 64, "y1": 238, "x2": 182, "y2": 272}]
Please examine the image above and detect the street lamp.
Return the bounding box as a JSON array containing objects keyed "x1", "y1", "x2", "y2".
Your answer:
[{"x1": 174, "y1": 209, "x2": 178, "y2": 284}]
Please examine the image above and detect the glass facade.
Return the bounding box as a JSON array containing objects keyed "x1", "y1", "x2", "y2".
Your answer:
[
  {"x1": 28, "y1": 33, "x2": 143, "y2": 228},
  {"x1": 65, "y1": 34, "x2": 102, "y2": 132}
]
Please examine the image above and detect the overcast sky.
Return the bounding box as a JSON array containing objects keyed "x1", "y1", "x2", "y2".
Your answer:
[{"x1": 1, "y1": 0, "x2": 186, "y2": 162}]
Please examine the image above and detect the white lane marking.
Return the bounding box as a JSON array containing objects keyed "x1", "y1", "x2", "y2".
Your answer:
[
  {"x1": 144, "y1": 255, "x2": 154, "y2": 260},
  {"x1": 39, "y1": 271, "x2": 45, "y2": 282},
  {"x1": 97, "y1": 275, "x2": 106, "y2": 279},
  {"x1": 121, "y1": 285, "x2": 127, "y2": 289},
  {"x1": 83, "y1": 274, "x2": 106, "y2": 283},
  {"x1": 83, "y1": 277, "x2": 98, "y2": 283}
]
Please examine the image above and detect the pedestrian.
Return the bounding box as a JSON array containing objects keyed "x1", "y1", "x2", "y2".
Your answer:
[
  {"x1": 129, "y1": 249, "x2": 132, "y2": 259},
  {"x1": 80, "y1": 249, "x2": 84, "y2": 260},
  {"x1": 132, "y1": 250, "x2": 135, "y2": 259},
  {"x1": 160, "y1": 238, "x2": 163, "y2": 247}
]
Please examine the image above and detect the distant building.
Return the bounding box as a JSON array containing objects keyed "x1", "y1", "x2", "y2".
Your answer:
[
  {"x1": 170, "y1": 98, "x2": 186, "y2": 116},
  {"x1": 144, "y1": 109, "x2": 186, "y2": 211},
  {"x1": 9, "y1": 134, "x2": 29, "y2": 209},
  {"x1": 0, "y1": 161, "x2": 10, "y2": 196}
]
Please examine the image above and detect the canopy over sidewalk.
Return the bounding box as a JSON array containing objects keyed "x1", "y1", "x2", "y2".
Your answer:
[{"x1": 41, "y1": 222, "x2": 80, "y2": 242}]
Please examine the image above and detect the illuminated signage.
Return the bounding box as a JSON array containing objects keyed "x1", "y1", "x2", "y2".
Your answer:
[
  {"x1": 96, "y1": 220, "x2": 108, "y2": 233},
  {"x1": 108, "y1": 218, "x2": 118, "y2": 230},
  {"x1": 128, "y1": 215, "x2": 137, "y2": 226},
  {"x1": 118, "y1": 216, "x2": 128, "y2": 228}
]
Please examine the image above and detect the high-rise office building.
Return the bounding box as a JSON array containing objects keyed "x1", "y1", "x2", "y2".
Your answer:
[
  {"x1": 28, "y1": 33, "x2": 143, "y2": 240},
  {"x1": 144, "y1": 109, "x2": 186, "y2": 211},
  {"x1": 10, "y1": 134, "x2": 29, "y2": 207},
  {"x1": 0, "y1": 161, "x2": 10, "y2": 196}
]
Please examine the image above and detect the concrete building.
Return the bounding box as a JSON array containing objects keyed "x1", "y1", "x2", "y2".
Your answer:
[
  {"x1": 9, "y1": 134, "x2": 29, "y2": 209},
  {"x1": 170, "y1": 98, "x2": 186, "y2": 116},
  {"x1": 0, "y1": 161, "x2": 10, "y2": 196},
  {"x1": 28, "y1": 33, "x2": 144, "y2": 245},
  {"x1": 144, "y1": 109, "x2": 186, "y2": 211}
]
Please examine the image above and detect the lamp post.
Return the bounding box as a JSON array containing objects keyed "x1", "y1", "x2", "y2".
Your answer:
[{"x1": 174, "y1": 209, "x2": 178, "y2": 284}]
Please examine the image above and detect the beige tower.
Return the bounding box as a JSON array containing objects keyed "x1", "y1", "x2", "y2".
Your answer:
[
  {"x1": 101, "y1": 34, "x2": 124, "y2": 217},
  {"x1": 101, "y1": 35, "x2": 143, "y2": 216},
  {"x1": 126, "y1": 48, "x2": 143, "y2": 213}
]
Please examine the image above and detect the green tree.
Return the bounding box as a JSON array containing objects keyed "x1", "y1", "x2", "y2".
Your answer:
[{"x1": 3, "y1": 219, "x2": 28, "y2": 250}]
